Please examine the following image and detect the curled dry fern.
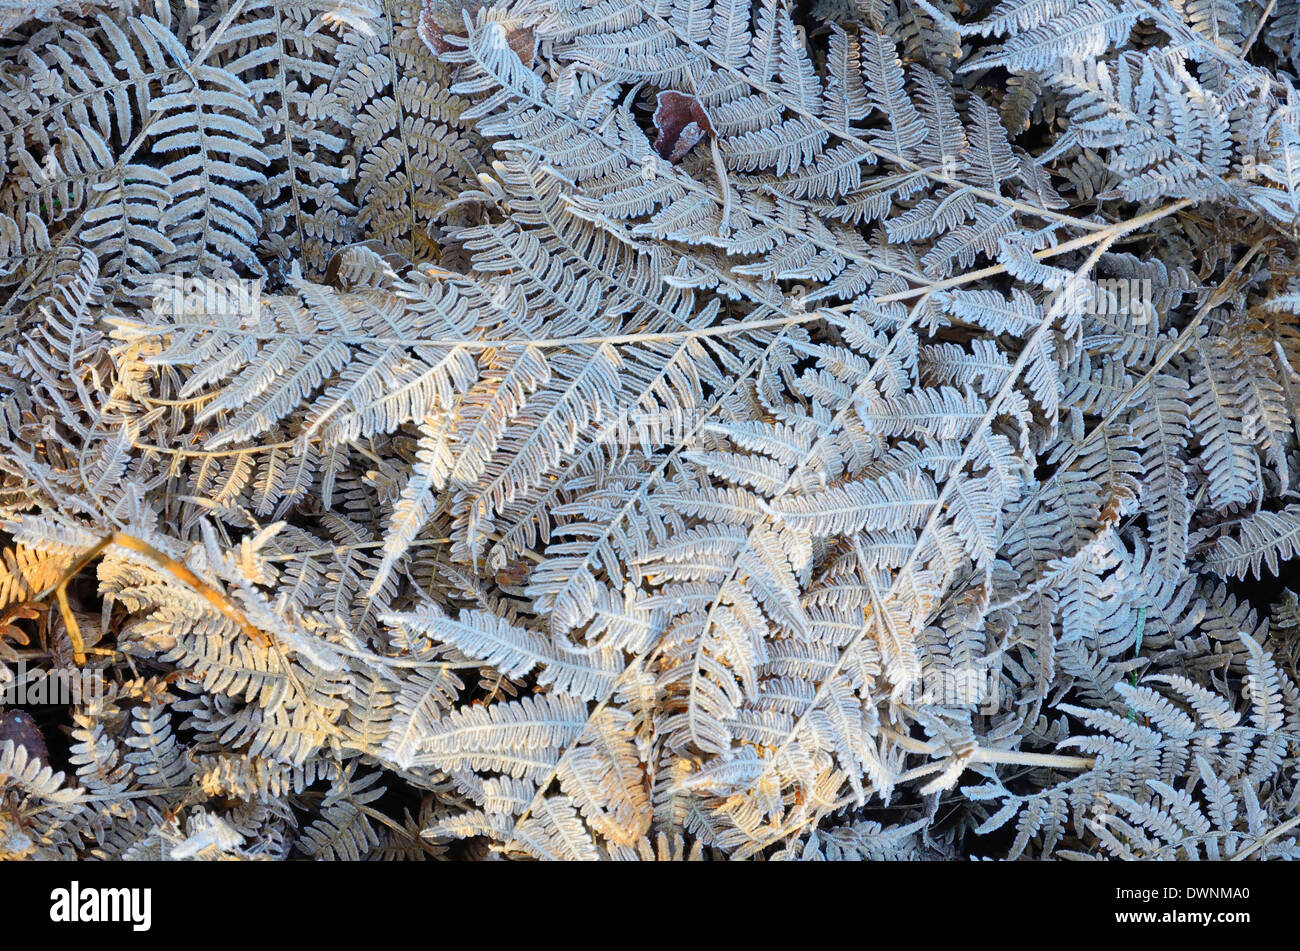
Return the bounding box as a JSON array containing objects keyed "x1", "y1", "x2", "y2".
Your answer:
[{"x1": 0, "y1": 0, "x2": 1298, "y2": 861}]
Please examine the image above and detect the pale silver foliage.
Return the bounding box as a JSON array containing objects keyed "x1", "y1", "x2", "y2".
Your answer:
[{"x1": 0, "y1": 0, "x2": 1298, "y2": 862}]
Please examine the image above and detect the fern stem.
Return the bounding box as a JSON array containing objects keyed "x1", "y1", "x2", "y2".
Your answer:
[
  {"x1": 1229, "y1": 813, "x2": 1300, "y2": 860},
  {"x1": 37, "y1": 532, "x2": 270, "y2": 655},
  {"x1": 972, "y1": 749, "x2": 1096, "y2": 769},
  {"x1": 862, "y1": 199, "x2": 1193, "y2": 305},
  {"x1": 1242, "y1": 0, "x2": 1278, "y2": 56}
]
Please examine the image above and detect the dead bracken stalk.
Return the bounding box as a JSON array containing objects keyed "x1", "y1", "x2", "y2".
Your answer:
[{"x1": 35, "y1": 532, "x2": 269, "y2": 665}]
